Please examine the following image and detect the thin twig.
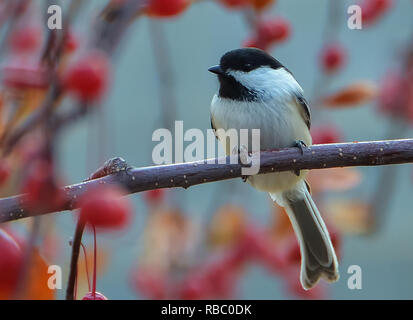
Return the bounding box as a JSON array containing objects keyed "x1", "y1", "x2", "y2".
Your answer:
[
  {"x1": 80, "y1": 242, "x2": 91, "y2": 292},
  {"x1": 66, "y1": 219, "x2": 85, "y2": 300}
]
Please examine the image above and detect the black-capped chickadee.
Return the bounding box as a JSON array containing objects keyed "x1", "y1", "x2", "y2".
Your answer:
[{"x1": 208, "y1": 48, "x2": 339, "y2": 290}]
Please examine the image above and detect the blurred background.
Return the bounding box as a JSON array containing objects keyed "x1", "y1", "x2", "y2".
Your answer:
[{"x1": 1, "y1": 0, "x2": 413, "y2": 300}]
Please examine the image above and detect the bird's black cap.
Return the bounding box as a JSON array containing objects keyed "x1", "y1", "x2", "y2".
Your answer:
[
  {"x1": 208, "y1": 48, "x2": 288, "y2": 101},
  {"x1": 219, "y1": 48, "x2": 284, "y2": 73}
]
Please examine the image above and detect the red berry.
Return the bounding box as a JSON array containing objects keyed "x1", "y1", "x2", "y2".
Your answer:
[
  {"x1": 238, "y1": 226, "x2": 271, "y2": 260},
  {"x1": 64, "y1": 31, "x2": 79, "y2": 53},
  {"x1": 79, "y1": 186, "x2": 132, "y2": 230},
  {"x1": 132, "y1": 267, "x2": 167, "y2": 299},
  {"x1": 243, "y1": 17, "x2": 291, "y2": 51},
  {"x1": 9, "y1": 25, "x2": 42, "y2": 53},
  {"x1": 361, "y1": 0, "x2": 392, "y2": 26},
  {"x1": 2, "y1": 60, "x2": 48, "y2": 89},
  {"x1": 223, "y1": 246, "x2": 249, "y2": 270},
  {"x1": 11, "y1": 1, "x2": 30, "y2": 17},
  {"x1": 144, "y1": 189, "x2": 165, "y2": 205},
  {"x1": 0, "y1": 228, "x2": 23, "y2": 296},
  {"x1": 82, "y1": 291, "x2": 108, "y2": 300},
  {"x1": 248, "y1": 0, "x2": 275, "y2": 11},
  {"x1": 63, "y1": 51, "x2": 110, "y2": 101},
  {"x1": 256, "y1": 17, "x2": 291, "y2": 45},
  {"x1": 242, "y1": 36, "x2": 267, "y2": 51},
  {"x1": 407, "y1": 82, "x2": 413, "y2": 123},
  {"x1": 0, "y1": 161, "x2": 10, "y2": 186},
  {"x1": 179, "y1": 273, "x2": 210, "y2": 299},
  {"x1": 238, "y1": 226, "x2": 286, "y2": 272},
  {"x1": 320, "y1": 44, "x2": 346, "y2": 73},
  {"x1": 311, "y1": 126, "x2": 342, "y2": 145},
  {"x1": 219, "y1": 0, "x2": 248, "y2": 9},
  {"x1": 146, "y1": 0, "x2": 190, "y2": 17},
  {"x1": 378, "y1": 70, "x2": 407, "y2": 118},
  {"x1": 203, "y1": 260, "x2": 237, "y2": 298},
  {"x1": 21, "y1": 160, "x2": 65, "y2": 213}
]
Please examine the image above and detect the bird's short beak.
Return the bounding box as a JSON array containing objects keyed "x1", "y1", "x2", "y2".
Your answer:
[{"x1": 208, "y1": 65, "x2": 224, "y2": 75}]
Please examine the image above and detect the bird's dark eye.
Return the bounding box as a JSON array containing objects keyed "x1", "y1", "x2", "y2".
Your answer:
[{"x1": 244, "y1": 63, "x2": 253, "y2": 71}]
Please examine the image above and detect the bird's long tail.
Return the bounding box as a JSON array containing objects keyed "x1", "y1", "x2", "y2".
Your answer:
[{"x1": 270, "y1": 182, "x2": 339, "y2": 290}]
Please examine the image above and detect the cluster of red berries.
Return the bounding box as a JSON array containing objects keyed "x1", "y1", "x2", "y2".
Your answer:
[
  {"x1": 1, "y1": 11, "x2": 107, "y2": 102},
  {"x1": 146, "y1": 0, "x2": 190, "y2": 17},
  {"x1": 360, "y1": 0, "x2": 393, "y2": 26},
  {"x1": 243, "y1": 17, "x2": 291, "y2": 51},
  {"x1": 178, "y1": 226, "x2": 283, "y2": 299},
  {"x1": 21, "y1": 159, "x2": 65, "y2": 214},
  {"x1": 132, "y1": 222, "x2": 340, "y2": 299},
  {"x1": 114, "y1": 0, "x2": 275, "y2": 18},
  {"x1": 0, "y1": 229, "x2": 23, "y2": 298},
  {"x1": 0, "y1": 227, "x2": 56, "y2": 299},
  {"x1": 2, "y1": 22, "x2": 46, "y2": 90},
  {"x1": 219, "y1": 0, "x2": 274, "y2": 11}
]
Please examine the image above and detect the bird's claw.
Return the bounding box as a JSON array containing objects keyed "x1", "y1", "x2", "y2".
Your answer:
[
  {"x1": 294, "y1": 140, "x2": 307, "y2": 155},
  {"x1": 240, "y1": 146, "x2": 250, "y2": 182},
  {"x1": 232, "y1": 145, "x2": 250, "y2": 183},
  {"x1": 293, "y1": 140, "x2": 307, "y2": 176},
  {"x1": 239, "y1": 145, "x2": 249, "y2": 165}
]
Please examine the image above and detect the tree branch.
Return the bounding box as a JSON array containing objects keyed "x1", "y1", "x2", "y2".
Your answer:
[{"x1": 1, "y1": 138, "x2": 413, "y2": 224}]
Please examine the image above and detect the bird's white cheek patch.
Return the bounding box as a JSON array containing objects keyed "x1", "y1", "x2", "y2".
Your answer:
[{"x1": 226, "y1": 67, "x2": 303, "y2": 100}]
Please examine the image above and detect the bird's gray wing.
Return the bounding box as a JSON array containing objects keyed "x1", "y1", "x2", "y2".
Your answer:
[
  {"x1": 295, "y1": 94, "x2": 311, "y2": 129},
  {"x1": 211, "y1": 116, "x2": 218, "y2": 140},
  {"x1": 283, "y1": 67, "x2": 311, "y2": 129}
]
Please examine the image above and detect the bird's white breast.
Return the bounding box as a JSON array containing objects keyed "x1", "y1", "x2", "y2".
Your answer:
[
  {"x1": 210, "y1": 67, "x2": 312, "y2": 193},
  {"x1": 210, "y1": 95, "x2": 311, "y2": 151}
]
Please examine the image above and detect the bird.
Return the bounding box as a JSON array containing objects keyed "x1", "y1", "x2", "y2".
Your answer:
[{"x1": 208, "y1": 48, "x2": 339, "y2": 290}]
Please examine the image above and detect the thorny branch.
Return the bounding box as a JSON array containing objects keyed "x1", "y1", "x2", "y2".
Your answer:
[{"x1": 1, "y1": 138, "x2": 413, "y2": 224}]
